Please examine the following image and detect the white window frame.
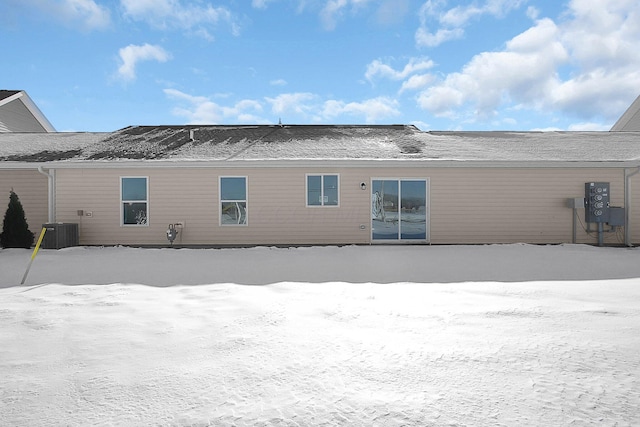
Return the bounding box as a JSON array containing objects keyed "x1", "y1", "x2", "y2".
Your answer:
[
  {"x1": 219, "y1": 176, "x2": 248, "y2": 226},
  {"x1": 120, "y1": 176, "x2": 149, "y2": 227},
  {"x1": 306, "y1": 174, "x2": 340, "y2": 207}
]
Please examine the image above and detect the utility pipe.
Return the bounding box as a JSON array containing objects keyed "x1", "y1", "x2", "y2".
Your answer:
[
  {"x1": 37, "y1": 166, "x2": 55, "y2": 223},
  {"x1": 624, "y1": 165, "x2": 640, "y2": 246}
]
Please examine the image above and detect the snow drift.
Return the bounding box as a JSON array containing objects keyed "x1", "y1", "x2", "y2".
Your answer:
[{"x1": 1, "y1": 244, "x2": 639, "y2": 426}]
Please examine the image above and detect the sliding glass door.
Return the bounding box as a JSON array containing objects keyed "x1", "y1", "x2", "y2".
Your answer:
[{"x1": 371, "y1": 179, "x2": 428, "y2": 242}]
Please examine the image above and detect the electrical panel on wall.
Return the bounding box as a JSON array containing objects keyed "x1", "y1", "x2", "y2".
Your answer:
[{"x1": 584, "y1": 182, "x2": 610, "y2": 223}]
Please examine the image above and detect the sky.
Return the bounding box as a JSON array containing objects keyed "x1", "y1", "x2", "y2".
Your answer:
[{"x1": 2, "y1": 1, "x2": 640, "y2": 132}]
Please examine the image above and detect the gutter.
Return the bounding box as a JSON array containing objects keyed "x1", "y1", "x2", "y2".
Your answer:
[
  {"x1": 37, "y1": 166, "x2": 55, "y2": 223},
  {"x1": 624, "y1": 165, "x2": 640, "y2": 246},
  {"x1": 12, "y1": 159, "x2": 640, "y2": 170}
]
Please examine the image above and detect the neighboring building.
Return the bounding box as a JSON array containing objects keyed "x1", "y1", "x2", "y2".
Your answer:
[
  {"x1": 0, "y1": 90, "x2": 56, "y2": 133},
  {"x1": 1, "y1": 92, "x2": 639, "y2": 247},
  {"x1": 611, "y1": 94, "x2": 640, "y2": 131}
]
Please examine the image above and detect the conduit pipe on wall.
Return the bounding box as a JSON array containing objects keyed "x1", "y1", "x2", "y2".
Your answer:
[
  {"x1": 624, "y1": 165, "x2": 640, "y2": 246},
  {"x1": 37, "y1": 166, "x2": 55, "y2": 223}
]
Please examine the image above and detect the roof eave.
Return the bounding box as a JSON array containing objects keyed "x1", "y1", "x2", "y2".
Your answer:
[{"x1": 6, "y1": 158, "x2": 640, "y2": 169}]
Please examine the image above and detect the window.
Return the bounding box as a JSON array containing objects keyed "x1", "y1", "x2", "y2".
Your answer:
[
  {"x1": 121, "y1": 177, "x2": 148, "y2": 226},
  {"x1": 220, "y1": 176, "x2": 247, "y2": 225},
  {"x1": 307, "y1": 174, "x2": 339, "y2": 206}
]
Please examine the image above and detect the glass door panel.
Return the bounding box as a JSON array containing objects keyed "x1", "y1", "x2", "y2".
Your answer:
[
  {"x1": 372, "y1": 179, "x2": 427, "y2": 242},
  {"x1": 372, "y1": 180, "x2": 399, "y2": 240},
  {"x1": 400, "y1": 180, "x2": 427, "y2": 240}
]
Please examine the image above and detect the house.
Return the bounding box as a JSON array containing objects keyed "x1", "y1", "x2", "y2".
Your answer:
[
  {"x1": 0, "y1": 90, "x2": 56, "y2": 133},
  {"x1": 1, "y1": 91, "x2": 640, "y2": 247},
  {"x1": 611, "y1": 94, "x2": 640, "y2": 131}
]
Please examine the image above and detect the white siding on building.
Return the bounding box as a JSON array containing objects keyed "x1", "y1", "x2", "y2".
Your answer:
[
  {"x1": 611, "y1": 95, "x2": 640, "y2": 131},
  {"x1": 0, "y1": 91, "x2": 55, "y2": 133}
]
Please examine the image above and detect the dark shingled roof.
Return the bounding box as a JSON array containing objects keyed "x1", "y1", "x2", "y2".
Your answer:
[
  {"x1": 0, "y1": 90, "x2": 21, "y2": 101},
  {"x1": 1, "y1": 124, "x2": 640, "y2": 164},
  {"x1": 80, "y1": 124, "x2": 420, "y2": 161}
]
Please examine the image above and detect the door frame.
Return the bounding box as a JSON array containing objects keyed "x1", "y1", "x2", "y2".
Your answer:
[{"x1": 370, "y1": 177, "x2": 430, "y2": 244}]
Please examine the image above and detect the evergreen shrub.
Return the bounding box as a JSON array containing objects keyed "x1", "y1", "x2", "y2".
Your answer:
[{"x1": 0, "y1": 190, "x2": 35, "y2": 249}]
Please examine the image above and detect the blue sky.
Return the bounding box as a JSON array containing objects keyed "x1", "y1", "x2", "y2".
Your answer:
[{"x1": 2, "y1": 0, "x2": 639, "y2": 132}]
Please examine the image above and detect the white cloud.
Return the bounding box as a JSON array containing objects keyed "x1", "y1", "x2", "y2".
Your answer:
[
  {"x1": 121, "y1": 0, "x2": 239, "y2": 38},
  {"x1": 526, "y1": 6, "x2": 539, "y2": 20},
  {"x1": 418, "y1": 18, "x2": 568, "y2": 116},
  {"x1": 365, "y1": 58, "x2": 434, "y2": 82},
  {"x1": 265, "y1": 92, "x2": 400, "y2": 123},
  {"x1": 19, "y1": 0, "x2": 110, "y2": 30},
  {"x1": 270, "y1": 79, "x2": 288, "y2": 87},
  {"x1": 399, "y1": 74, "x2": 434, "y2": 93},
  {"x1": 322, "y1": 97, "x2": 400, "y2": 123},
  {"x1": 410, "y1": 120, "x2": 430, "y2": 131},
  {"x1": 418, "y1": 85, "x2": 465, "y2": 118},
  {"x1": 441, "y1": 0, "x2": 526, "y2": 26},
  {"x1": 266, "y1": 93, "x2": 318, "y2": 116},
  {"x1": 567, "y1": 122, "x2": 611, "y2": 131},
  {"x1": 415, "y1": 27, "x2": 464, "y2": 47},
  {"x1": 364, "y1": 57, "x2": 435, "y2": 95},
  {"x1": 250, "y1": 0, "x2": 393, "y2": 30},
  {"x1": 116, "y1": 44, "x2": 171, "y2": 81},
  {"x1": 164, "y1": 90, "x2": 401, "y2": 125},
  {"x1": 320, "y1": 0, "x2": 374, "y2": 30},
  {"x1": 416, "y1": 0, "x2": 526, "y2": 47},
  {"x1": 164, "y1": 89, "x2": 266, "y2": 124},
  {"x1": 416, "y1": 1, "x2": 640, "y2": 127}
]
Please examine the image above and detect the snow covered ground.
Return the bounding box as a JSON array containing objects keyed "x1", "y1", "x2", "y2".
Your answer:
[{"x1": 1, "y1": 244, "x2": 639, "y2": 426}]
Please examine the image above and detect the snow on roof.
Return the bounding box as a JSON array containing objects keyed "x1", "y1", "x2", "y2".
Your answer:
[
  {"x1": 0, "y1": 125, "x2": 640, "y2": 164},
  {"x1": 0, "y1": 132, "x2": 109, "y2": 161}
]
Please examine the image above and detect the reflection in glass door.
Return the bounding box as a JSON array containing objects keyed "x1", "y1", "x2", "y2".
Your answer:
[{"x1": 372, "y1": 179, "x2": 427, "y2": 241}]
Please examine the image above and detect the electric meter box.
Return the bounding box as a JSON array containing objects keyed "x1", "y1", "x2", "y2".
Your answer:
[
  {"x1": 584, "y1": 182, "x2": 610, "y2": 223},
  {"x1": 607, "y1": 207, "x2": 625, "y2": 227}
]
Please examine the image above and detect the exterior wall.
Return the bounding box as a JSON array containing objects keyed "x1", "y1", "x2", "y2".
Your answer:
[
  {"x1": 0, "y1": 97, "x2": 50, "y2": 133},
  {"x1": 428, "y1": 167, "x2": 626, "y2": 245},
  {"x1": 629, "y1": 168, "x2": 640, "y2": 245},
  {"x1": 53, "y1": 165, "x2": 638, "y2": 246},
  {"x1": 54, "y1": 167, "x2": 373, "y2": 246},
  {"x1": 0, "y1": 169, "x2": 48, "y2": 233}
]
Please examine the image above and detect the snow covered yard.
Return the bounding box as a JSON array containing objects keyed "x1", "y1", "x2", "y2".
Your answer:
[{"x1": 1, "y1": 244, "x2": 640, "y2": 426}]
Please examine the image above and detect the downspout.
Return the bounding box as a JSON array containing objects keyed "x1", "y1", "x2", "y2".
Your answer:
[
  {"x1": 624, "y1": 165, "x2": 640, "y2": 246},
  {"x1": 37, "y1": 166, "x2": 55, "y2": 223}
]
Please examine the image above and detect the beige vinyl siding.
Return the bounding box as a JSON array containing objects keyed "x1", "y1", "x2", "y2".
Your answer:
[
  {"x1": 53, "y1": 165, "x2": 638, "y2": 246},
  {"x1": 244, "y1": 168, "x2": 370, "y2": 245},
  {"x1": 54, "y1": 167, "x2": 373, "y2": 246},
  {"x1": 0, "y1": 169, "x2": 48, "y2": 232},
  {"x1": 203, "y1": 167, "x2": 370, "y2": 245},
  {"x1": 427, "y1": 167, "x2": 626, "y2": 245},
  {"x1": 56, "y1": 168, "x2": 217, "y2": 245}
]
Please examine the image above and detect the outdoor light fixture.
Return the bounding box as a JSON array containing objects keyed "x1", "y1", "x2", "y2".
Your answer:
[{"x1": 360, "y1": 182, "x2": 367, "y2": 190}]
